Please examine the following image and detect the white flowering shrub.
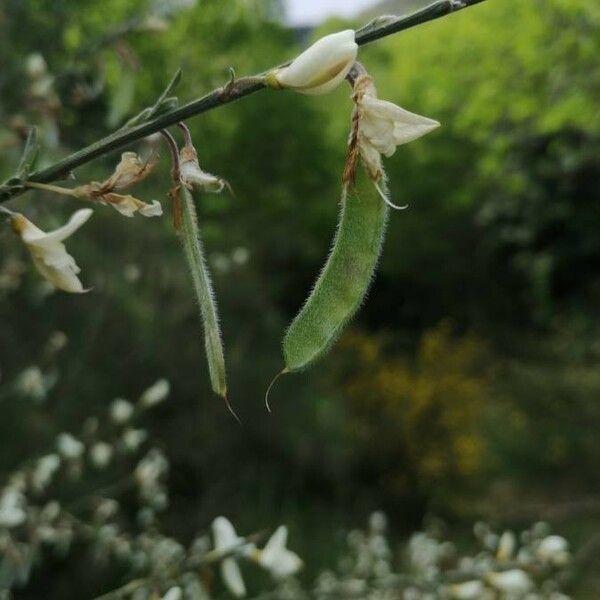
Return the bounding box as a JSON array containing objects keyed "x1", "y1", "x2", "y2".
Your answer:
[{"x1": 0, "y1": 349, "x2": 576, "y2": 599}]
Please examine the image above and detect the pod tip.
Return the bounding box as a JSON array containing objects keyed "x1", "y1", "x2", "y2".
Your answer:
[
  {"x1": 265, "y1": 368, "x2": 289, "y2": 414},
  {"x1": 223, "y1": 392, "x2": 242, "y2": 425}
]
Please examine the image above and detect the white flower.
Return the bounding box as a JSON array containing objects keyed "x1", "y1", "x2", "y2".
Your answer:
[
  {"x1": 90, "y1": 442, "x2": 113, "y2": 469},
  {"x1": 496, "y1": 530, "x2": 516, "y2": 561},
  {"x1": 212, "y1": 517, "x2": 247, "y2": 598},
  {"x1": 231, "y1": 247, "x2": 250, "y2": 266},
  {"x1": 135, "y1": 449, "x2": 168, "y2": 489},
  {"x1": 352, "y1": 74, "x2": 439, "y2": 185},
  {"x1": 56, "y1": 433, "x2": 85, "y2": 460},
  {"x1": 487, "y1": 569, "x2": 532, "y2": 594},
  {"x1": 11, "y1": 209, "x2": 92, "y2": 293},
  {"x1": 267, "y1": 30, "x2": 358, "y2": 95},
  {"x1": 179, "y1": 145, "x2": 227, "y2": 193},
  {"x1": 122, "y1": 428, "x2": 148, "y2": 452},
  {"x1": 110, "y1": 398, "x2": 135, "y2": 424},
  {"x1": 162, "y1": 587, "x2": 182, "y2": 600},
  {"x1": 0, "y1": 489, "x2": 27, "y2": 528},
  {"x1": 32, "y1": 454, "x2": 61, "y2": 492},
  {"x1": 536, "y1": 535, "x2": 570, "y2": 566},
  {"x1": 448, "y1": 580, "x2": 486, "y2": 600},
  {"x1": 16, "y1": 366, "x2": 46, "y2": 401},
  {"x1": 26, "y1": 53, "x2": 47, "y2": 79},
  {"x1": 257, "y1": 526, "x2": 303, "y2": 579},
  {"x1": 139, "y1": 379, "x2": 170, "y2": 408}
]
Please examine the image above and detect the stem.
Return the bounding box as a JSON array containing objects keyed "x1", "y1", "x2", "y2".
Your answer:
[
  {"x1": 0, "y1": 0, "x2": 487, "y2": 203},
  {"x1": 25, "y1": 181, "x2": 79, "y2": 197}
]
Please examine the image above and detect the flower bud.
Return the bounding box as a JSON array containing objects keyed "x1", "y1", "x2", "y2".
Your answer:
[{"x1": 267, "y1": 30, "x2": 358, "y2": 95}]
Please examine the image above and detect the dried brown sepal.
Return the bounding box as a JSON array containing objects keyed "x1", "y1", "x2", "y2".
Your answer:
[{"x1": 343, "y1": 102, "x2": 361, "y2": 187}]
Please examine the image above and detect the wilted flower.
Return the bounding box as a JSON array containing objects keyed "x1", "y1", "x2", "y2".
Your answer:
[
  {"x1": 487, "y1": 569, "x2": 532, "y2": 594},
  {"x1": 139, "y1": 379, "x2": 170, "y2": 408},
  {"x1": 266, "y1": 30, "x2": 358, "y2": 95},
  {"x1": 350, "y1": 74, "x2": 439, "y2": 203},
  {"x1": 73, "y1": 152, "x2": 162, "y2": 217},
  {"x1": 0, "y1": 489, "x2": 27, "y2": 528},
  {"x1": 11, "y1": 209, "x2": 92, "y2": 293},
  {"x1": 26, "y1": 153, "x2": 162, "y2": 217},
  {"x1": 212, "y1": 517, "x2": 247, "y2": 598},
  {"x1": 56, "y1": 433, "x2": 85, "y2": 460},
  {"x1": 179, "y1": 145, "x2": 227, "y2": 194},
  {"x1": 256, "y1": 526, "x2": 303, "y2": 579}
]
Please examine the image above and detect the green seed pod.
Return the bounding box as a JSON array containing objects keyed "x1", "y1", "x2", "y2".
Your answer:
[
  {"x1": 283, "y1": 169, "x2": 389, "y2": 372},
  {"x1": 180, "y1": 186, "x2": 238, "y2": 421}
]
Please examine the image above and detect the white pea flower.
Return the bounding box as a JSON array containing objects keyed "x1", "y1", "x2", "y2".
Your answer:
[
  {"x1": 536, "y1": 535, "x2": 570, "y2": 566},
  {"x1": 90, "y1": 442, "x2": 113, "y2": 469},
  {"x1": 26, "y1": 53, "x2": 48, "y2": 79},
  {"x1": 266, "y1": 30, "x2": 358, "y2": 95},
  {"x1": 0, "y1": 488, "x2": 27, "y2": 528},
  {"x1": 496, "y1": 530, "x2": 516, "y2": 561},
  {"x1": 448, "y1": 580, "x2": 486, "y2": 600},
  {"x1": 110, "y1": 398, "x2": 135, "y2": 424},
  {"x1": 487, "y1": 569, "x2": 532, "y2": 594},
  {"x1": 179, "y1": 145, "x2": 228, "y2": 193},
  {"x1": 16, "y1": 366, "x2": 47, "y2": 401},
  {"x1": 212, "y1": 517, "x2": 247, "y2": 598},
  {"x1": 135, "y1": 449, "x2": 168, "y2": 491},
  {"x1": 11, "y1": 209, "x2": 92, "y2": 293},
  {"x1": 122, "y1": 428, "x2": 148, "y2": 452},
  {"x1": 56, "y1": 433, "x2": 85, "y2": 460},
  {"x1": 32, "y1": 454, "x2": 61, "y2": 492},
  {"x1": 162, "y1": 587, "x2": 182, "y2": 600},
  {"x1": 139, "y1": 379, "x2": 170, "y2": 408},
  {"x1": 257, "y1": 526, "x2": 303, "y2": 579},
  {"x1": 351, "y1": 74, "x2": 439, "y2": 207}
]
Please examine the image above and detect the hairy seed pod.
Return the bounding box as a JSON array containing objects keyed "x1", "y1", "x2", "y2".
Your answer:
[
  {"x1": 283, "y1": 169, "x2": 388, "y2": 372},
  {"x1": 180, "y1": 187, "x2": 238, "y2": 421}
]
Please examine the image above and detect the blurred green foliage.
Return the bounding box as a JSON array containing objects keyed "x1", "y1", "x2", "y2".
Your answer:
[{"x1": 1, "y1": 0, "x2": 600, "y2": 596}]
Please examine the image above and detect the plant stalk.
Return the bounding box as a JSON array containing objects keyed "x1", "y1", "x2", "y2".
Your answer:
[{"x1": 0, "y1": 0, "x2": 487, "y2": 203}]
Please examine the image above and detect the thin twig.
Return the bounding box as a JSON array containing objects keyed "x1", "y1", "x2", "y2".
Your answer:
[{"x1": 0, "y1": 0, "x2": 487, "y2": 203}]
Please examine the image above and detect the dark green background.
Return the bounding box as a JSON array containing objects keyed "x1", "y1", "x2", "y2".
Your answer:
[{"x1": 1, "y1": 0, "x2": 599, "y2": 597}]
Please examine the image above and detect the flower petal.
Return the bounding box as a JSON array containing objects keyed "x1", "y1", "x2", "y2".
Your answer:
[
  {"x1": 32, "y1": 254, "x2": 86, "y2": 293},
  {"x1": 26, "y1": 208, "x2": 93, "y2": 245},
  {"x1": 12, "y1": 210, "x2": 91, "y2": 293},
  {"x1": 221, "y1": 558, "x2": 246, "y2": 598},
  {"x1": 274, "y1": 30, "x2": 357, "y2": 95},
  {"x1": 212, "y1": 516, "x2": 241, "y2": 550}
]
